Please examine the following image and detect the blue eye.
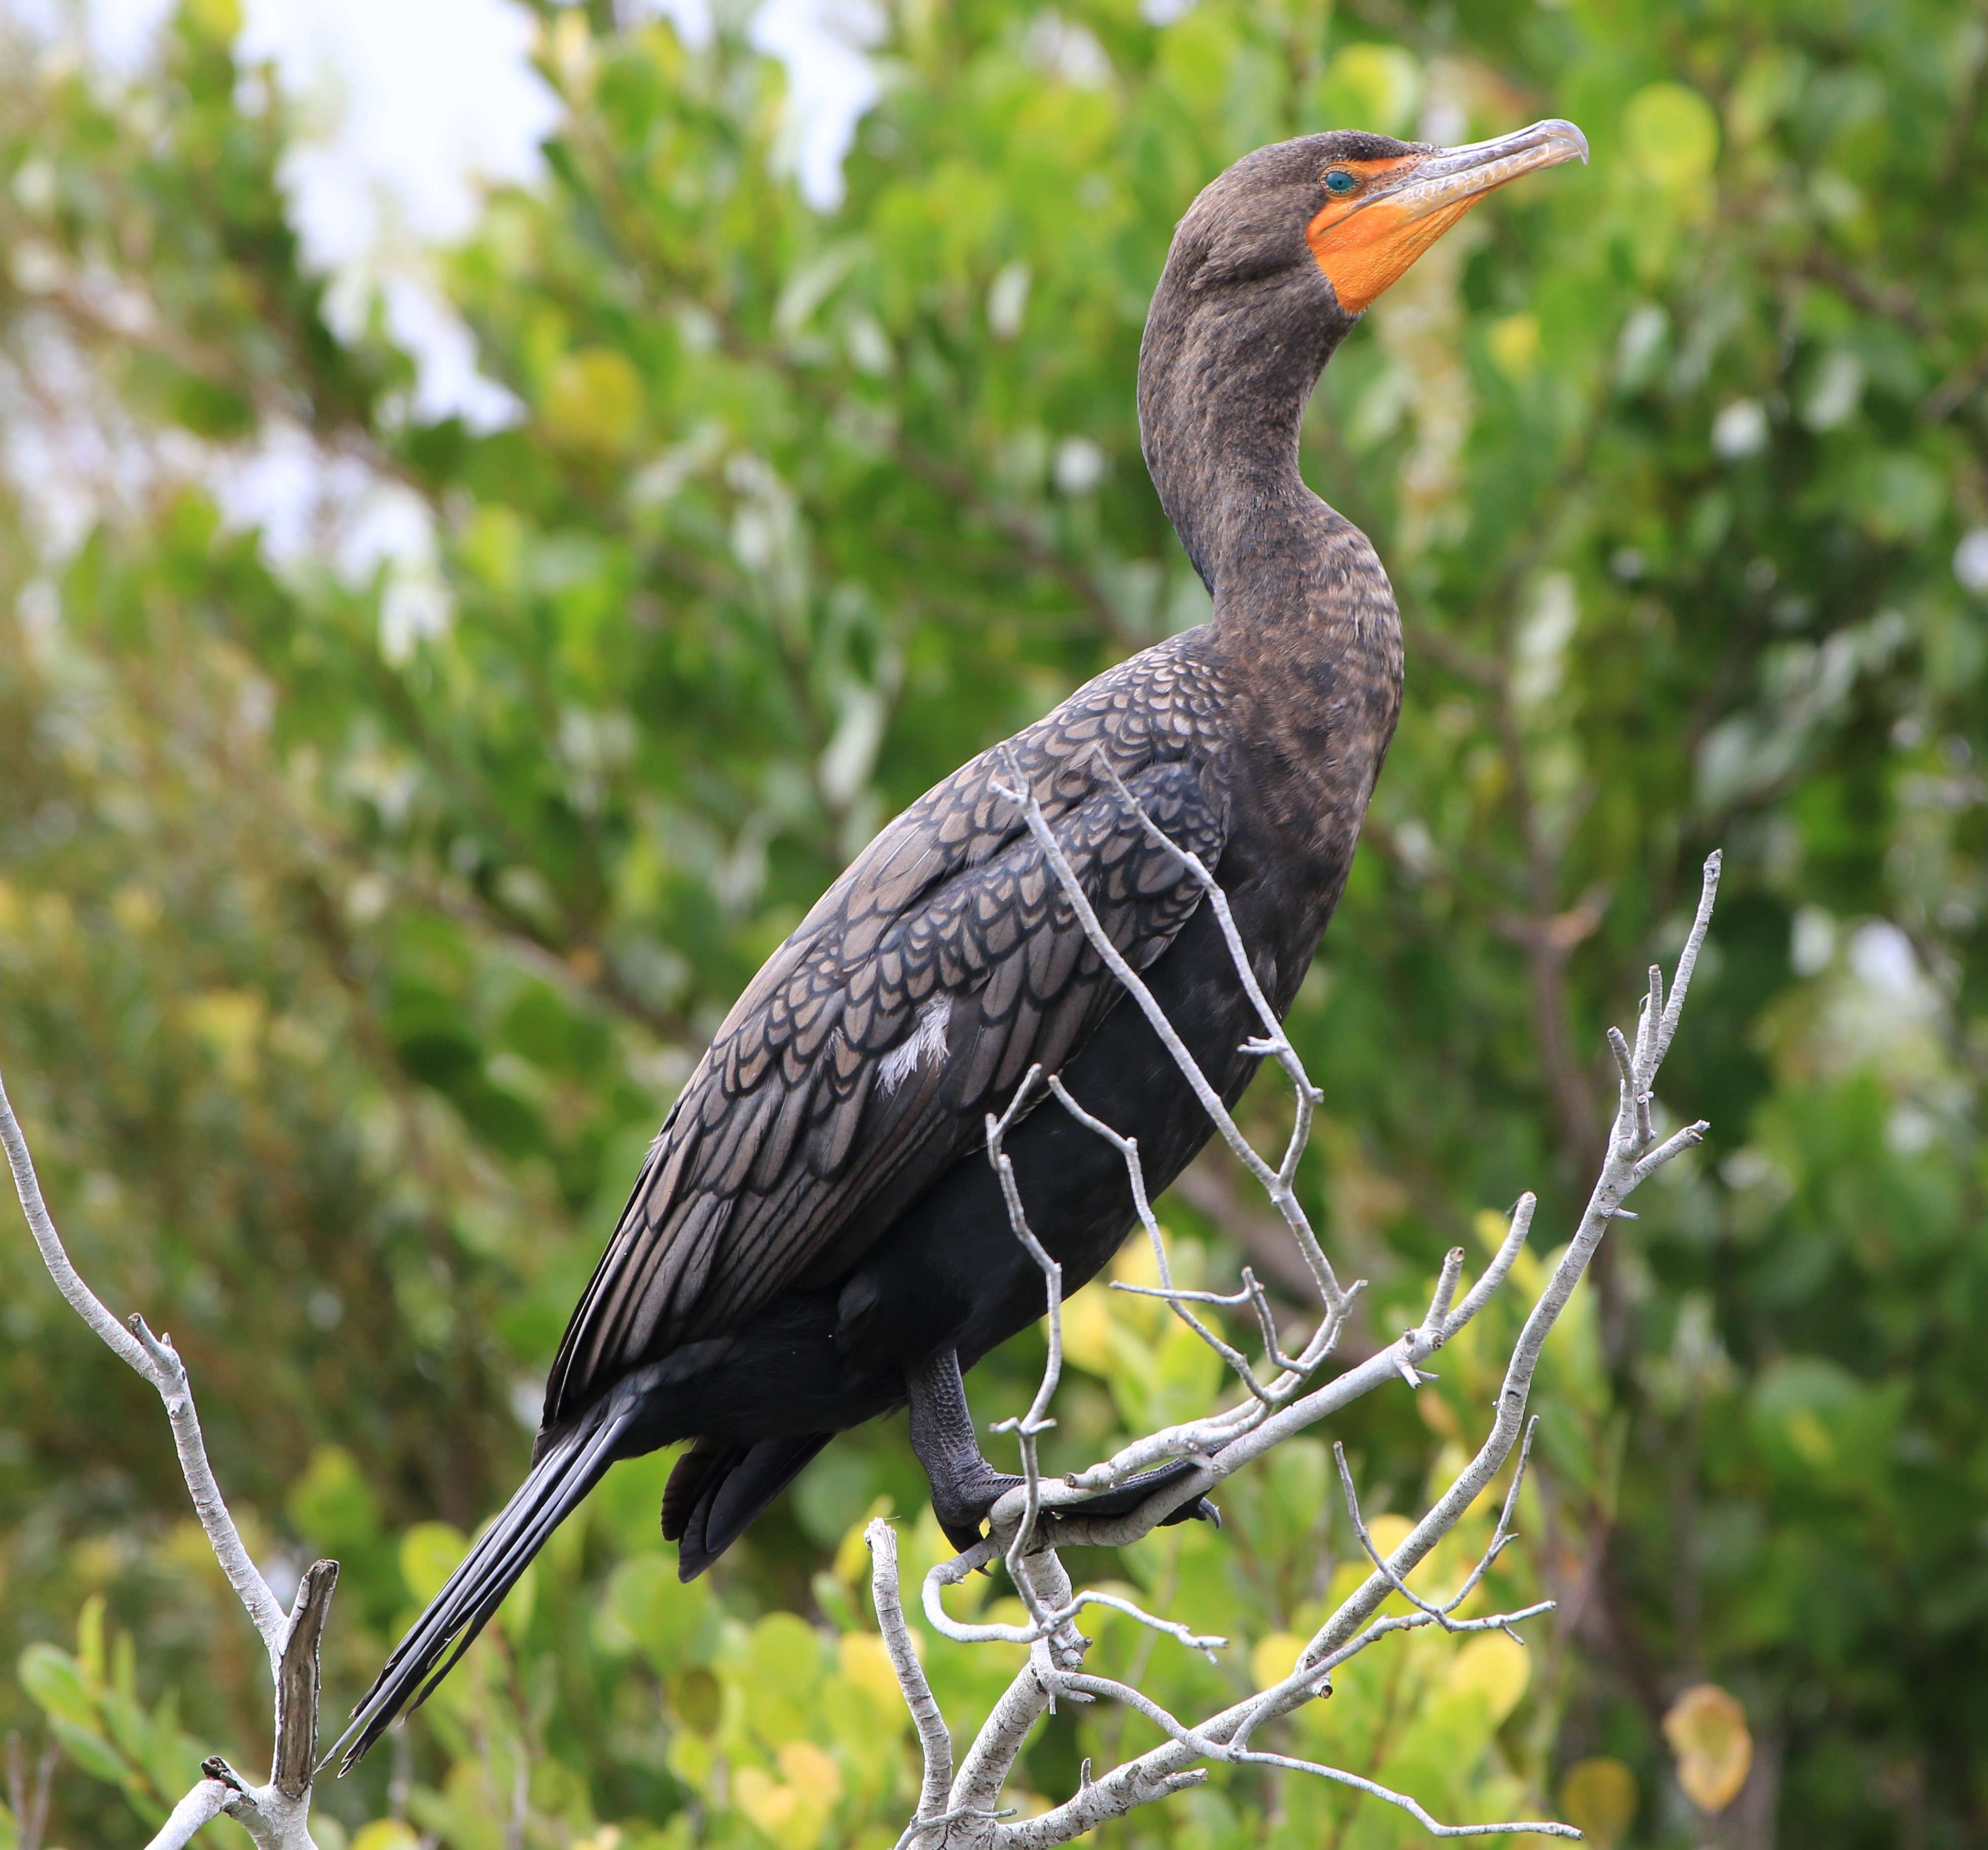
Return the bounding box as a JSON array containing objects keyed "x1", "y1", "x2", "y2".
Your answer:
[{"x1": 1324, "y1": 168, "x2": 1357, "y2": 194}]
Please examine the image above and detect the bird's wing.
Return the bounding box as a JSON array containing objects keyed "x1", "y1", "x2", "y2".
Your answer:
[{"x1": 540, "y1": 654, "x2": 1231, "y2": 1429}]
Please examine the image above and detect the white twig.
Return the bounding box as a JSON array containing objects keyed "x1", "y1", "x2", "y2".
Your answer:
[
  {"x1": 983, "y1": 1071, "x2": 1073, "y2": 1632},
  {"x1": 990, "y1": 751, "x2": 1346, "y2": 1317},
  {"x1": 1226, "y1": 1751, "x2": 1578, "y2": 1840},
  {"x1": 0, "y1": 1072, "x2": 288, "y2": 1654},
  {"x1": 1003, "y1": 1671, "x2": 1574, "y2": 1843},
  {"x1": 864, "y1": 839, "x2": 1723, "y2": 1848},
  {"x1": 1, "y1": 1063, "x2": 334, "y2": 1850},
  {"x1": 896, "y1": 1806, "x2": 1015, "y2": 1849},
  {"x1": 1307, "y1": 1600, "x2": 1560, "y2": 1676},
  {"x1": 1331, "y1": 1418, "x2": 1537, "y2": 1635},
  {"x1": 1443, "y1": 1196, "x2": 1535, "y2": 1339},
  {"x1": 869, "y1": 1520, "x2": 953, "y2": 1833},
  {"x1": 1654, "y1": 852, "x2": 1720, "y2": 1067},
  {"x1": 146, "y1": 1780, "x2": 235, "y2": 1850},
  {"x1": 920, "y1": 1554, "x2": 1223, "y2": 1660},
  {"x1": 950, "y1": 1549, "x2": 1089, "y2": 1824},
  {"x1": 1045, "y1": 1075, "x2": 1277, "y2": 1405}
]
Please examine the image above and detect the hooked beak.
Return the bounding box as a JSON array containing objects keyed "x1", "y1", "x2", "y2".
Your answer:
[
  {"x1": 1307, "y1": 118, "x2": 1588, "y2": 314},
  {"x1": 1369, "y1": 119, "x2": 1589, "y2": 223}
]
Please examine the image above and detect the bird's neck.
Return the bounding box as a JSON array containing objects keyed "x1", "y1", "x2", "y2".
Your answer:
[
  {"x1": 1138, "y1": 268, "x2": 1404, "y2": 920},
  {"x1": 1136, "y1": 269, "x2": 1349, "y2": 601}
]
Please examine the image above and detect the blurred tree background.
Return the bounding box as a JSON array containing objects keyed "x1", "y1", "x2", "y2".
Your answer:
[{"x1": 1, "y1": 0, "x2": 1985, "y2": 1844}]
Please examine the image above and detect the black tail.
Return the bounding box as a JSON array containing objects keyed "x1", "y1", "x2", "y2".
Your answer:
[
  {"x1": 330, "y1": 1386, "x2": 639, "y2": 1773},
  {"x1": 663, "y1": 1433, "x2": 830, "y2": 1580}
]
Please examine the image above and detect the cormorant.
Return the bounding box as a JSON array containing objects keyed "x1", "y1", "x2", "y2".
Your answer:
[{"x1": 337, "y1": 116, "x2": 1586, "y2": 1768}]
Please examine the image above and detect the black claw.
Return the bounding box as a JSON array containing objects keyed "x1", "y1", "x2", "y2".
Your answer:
[
  {"x1": 1157, "y1": 1492, "x2": 1219, "y2": 1529},
  {"x1": 933, "y1": 1453, "x2": 1227, "y2": 1554}
]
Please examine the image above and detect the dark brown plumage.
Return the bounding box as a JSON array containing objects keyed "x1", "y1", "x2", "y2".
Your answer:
[
  {"x1": 336, "y1": 117, "x2": 1586, "y2": 1771},
  {"x1": 541, "y1": 657, "x2": 1231, "y2": 1427}
]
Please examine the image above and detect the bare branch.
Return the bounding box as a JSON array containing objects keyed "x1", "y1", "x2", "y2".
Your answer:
[
  {"x1": 0, "y1": 1069, "x2": 289, "y2": 1655},
  {"x1": 1226, "y1": 1751, "x2": 1578, "y2": 1841},
  {"x1": 272, "y1": 1561, "x2": 339, "y2": 1800},
  {"x1": 1045, "y1": 1075, "x2": 1277, "y2": 1405},
  {"x1": 861, "y1": 837, "x2": 1724, "y2": 1848},
  {"x1": 1653, "y1": 852, "x2": 1721, "y2": 1069},
  {"x1": 997, "y1": 1667, "x2": 1573, "y2": 1847},
  {"x1": 984, "y1": 1075, "x2": 1072, "y2": 1628},
  {"x1": 1307, "y1": 1600, "x2": 1560, "y2": 1678},
  {"x1": 951, "y1": 1550, "x2": 1089, "y2": 1824},
  {"x1": 8, "y1": 1733, "x2": 56, "y2": 1850},
  {"x1": 1331, "y1": 1418, "x2": 1538, "y2": 1635},
  {"x1": 920, "y1": 1551, "x2": 1222, "y2": 1660},
  {"x1": 869, "y1": 1521, "x2": 953, "y2": 1832},
  {"x1": 3, "y1": 1061, "x2": 334, "y2": 1848},
  {"x1": 1443, "y1": 1196, "x2": 1535, "y2": 1340},
  {"x1": 144, "y1": 1781, "x2": 235, "y2": 1850},
  {"x1": 990, "y1": 752, "x2": 1346, "y2": 1317},
  {"x1": 1629, "y1": 1120, "x2": 1709, "y2": 1188}
]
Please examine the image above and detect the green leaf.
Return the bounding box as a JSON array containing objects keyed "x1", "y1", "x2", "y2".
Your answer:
[
  {"x1": 1626, "y1": 83, "x2": 1722, "y2": 191},
  {"x1": 400, "y1": 1522, "x2": 469, "y2": 1604},
  {"x1": 18, "y1": 1644, "x2": 95, "y2": 1731}
]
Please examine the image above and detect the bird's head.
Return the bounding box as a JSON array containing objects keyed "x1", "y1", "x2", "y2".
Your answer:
[
  {"x1": 1164, "y1": 118, "x2": 1589, "y2": 320},
  {"x1": 1140, "y1": 117, "x2": 1586, "y2": 587}
]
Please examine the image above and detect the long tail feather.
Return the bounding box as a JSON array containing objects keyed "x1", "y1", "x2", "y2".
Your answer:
[{"x1": 328, "y1": 1389, "x2": 638, "y2": 1773}]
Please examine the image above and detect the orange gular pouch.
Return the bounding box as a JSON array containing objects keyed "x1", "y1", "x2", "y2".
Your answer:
[{"x1": 1307, "y1": 191, "x2": 1478, "y2": 315}]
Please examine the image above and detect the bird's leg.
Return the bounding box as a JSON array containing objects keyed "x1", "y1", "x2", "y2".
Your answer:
[
  {"x1": 905, "y1": 1347, "x2": 1220, "y2": 1552},
  {"x1": 906, "y1": 1347, "x2": 1026, "y2": 1551}
]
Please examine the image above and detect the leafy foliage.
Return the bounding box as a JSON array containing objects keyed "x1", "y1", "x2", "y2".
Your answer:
[{"x1": 1, "y1": 0, "x2": 1984, "y2": 1844}]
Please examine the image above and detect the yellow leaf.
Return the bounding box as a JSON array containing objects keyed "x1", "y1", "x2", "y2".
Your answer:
[
  {"x1": 1060, "y1": 1284, "x2": 1116, "y2": 1375},
  {"x1": 1326, "y1": 1559, "x2": 1368, "y2": 1608},
  {"x1": 834, "y1": 1499, "x2": 894, "y2": 1585},
  {"x1": 778, "y1": 1739, "x2": 844, "y2": 1810},
  {"x1": 1559, "y1": 1757, "x2": 1638, "y2": 1849},
  {"x1": 541, "y1": 348, "x2": 644, "y2": 458},
  {"x1": 184, "y1": 0, "x2": 242, "y2": 41},
  {"x1": 1367, "y1": 1512, "x2": 1415, "y2": 1562},
  {"x1": 734, "y1": 1766, "x2": 798, "y2": 1836},
  {"x1": 1110, "y1": 1234, "x2": 1166, "y2": 1291},
  {"x1": 351, "y1": 1825, "x2": 421, "y2": 1850},
  {"x1": 1626, "y1": 84, "x2": 1721, "y2": 193},
  {"x1": 1487, "y1": 313, "x2": 1540, "y2": 382},
  {"x1": 1417, "y1": 1389, "x2": 1463, "y2": 1438},
  {"x1": 112, "y1": 885, "x2": 160, "y2": 934},
  {"x1": 735, "y1": 1747, "x2": 841, "y2": 1850},
  {"x1": 185, "y1": 989, "x2": 265, "y2": 1084},
  {"x1": 1471, "y1": 1208, "x2": 1510, "y2": 1255},
  {"x1": 1663, "y1": 1683, "x2": 1752, "y2": 1814},
  {"x1": 837, "y1": 1631, "x2": 906, "y2": 1710},
  {"x1": 78, "y1": 1592, "x2": 106, "y2": 1682},
  {"x1": 1784, "y1": 1407, "x2": 1834, "y2": 1467},
  {"x1": 1250, "y1": 1632, "x2": 1306, "y2": 1691},
  {"x1": 545, "y1": 8, "x2": 595, "y2": 92},
  {"x1": 667, "y1": 1725, "x2": 715, "y2": 1788},
  {"x1": 1445, "y1": 1632, "x2": 1529, "y2": 1725}
]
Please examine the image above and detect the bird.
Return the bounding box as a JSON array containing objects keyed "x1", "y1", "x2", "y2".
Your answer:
[{"x1": 335, "y1": 115, "x2": 1586, "y2": 1770}]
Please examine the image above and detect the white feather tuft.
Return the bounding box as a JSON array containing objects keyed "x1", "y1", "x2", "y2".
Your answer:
[{"x1": 879, "y1": 994, "x2": 951, "y2": 1094}]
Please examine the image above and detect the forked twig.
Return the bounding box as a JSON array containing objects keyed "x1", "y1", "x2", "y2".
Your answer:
[
  {"x1": 860, "y1": 815, "x2": 1725, "y2": 1848},
  {"x1": 2, "y1": 1069, "x2": 337, "y2": 1850}
]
